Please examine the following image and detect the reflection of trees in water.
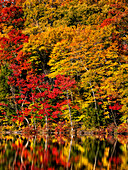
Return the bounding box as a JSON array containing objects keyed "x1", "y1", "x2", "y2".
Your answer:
[{"x1": 0, "y1": 135, "x2": 127, "y2": 169}]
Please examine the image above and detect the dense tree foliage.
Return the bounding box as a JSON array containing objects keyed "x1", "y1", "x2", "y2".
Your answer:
[{"x1": 0, "y1": 0, "x2": 128, "y2": 130}]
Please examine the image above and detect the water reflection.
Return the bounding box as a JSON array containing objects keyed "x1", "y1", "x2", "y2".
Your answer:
[{"x1": 0, "y1": 133, "x2": 128, "y2": 170}]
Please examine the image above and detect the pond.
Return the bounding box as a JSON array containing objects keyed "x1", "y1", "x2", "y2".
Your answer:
[{"x1": 0, "y1": 133, "x2": 128, "y2": 170}]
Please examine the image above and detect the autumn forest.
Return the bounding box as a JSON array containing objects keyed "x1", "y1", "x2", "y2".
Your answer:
[{"x1": 0, "y1": 0, "x2": 128, "y2": 133}]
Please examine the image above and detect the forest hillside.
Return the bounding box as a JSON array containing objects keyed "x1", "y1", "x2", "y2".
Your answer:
[{"x1": 0, "y1": 0, "x2": 128, "y2": 131}]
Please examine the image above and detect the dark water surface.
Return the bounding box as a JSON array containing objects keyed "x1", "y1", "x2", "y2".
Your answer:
[{"x1": 0, "y1": 133, "x2": 128, "y2": 170}]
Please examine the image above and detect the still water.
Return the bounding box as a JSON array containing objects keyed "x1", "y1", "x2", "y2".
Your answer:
[{"x1": 0, "y1": 133, "x2": 128, "y2": 170}]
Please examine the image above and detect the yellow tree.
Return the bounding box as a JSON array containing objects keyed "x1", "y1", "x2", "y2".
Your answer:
[{"x1": 48, "y1": 21, "x2": 128, "y2": 126}]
